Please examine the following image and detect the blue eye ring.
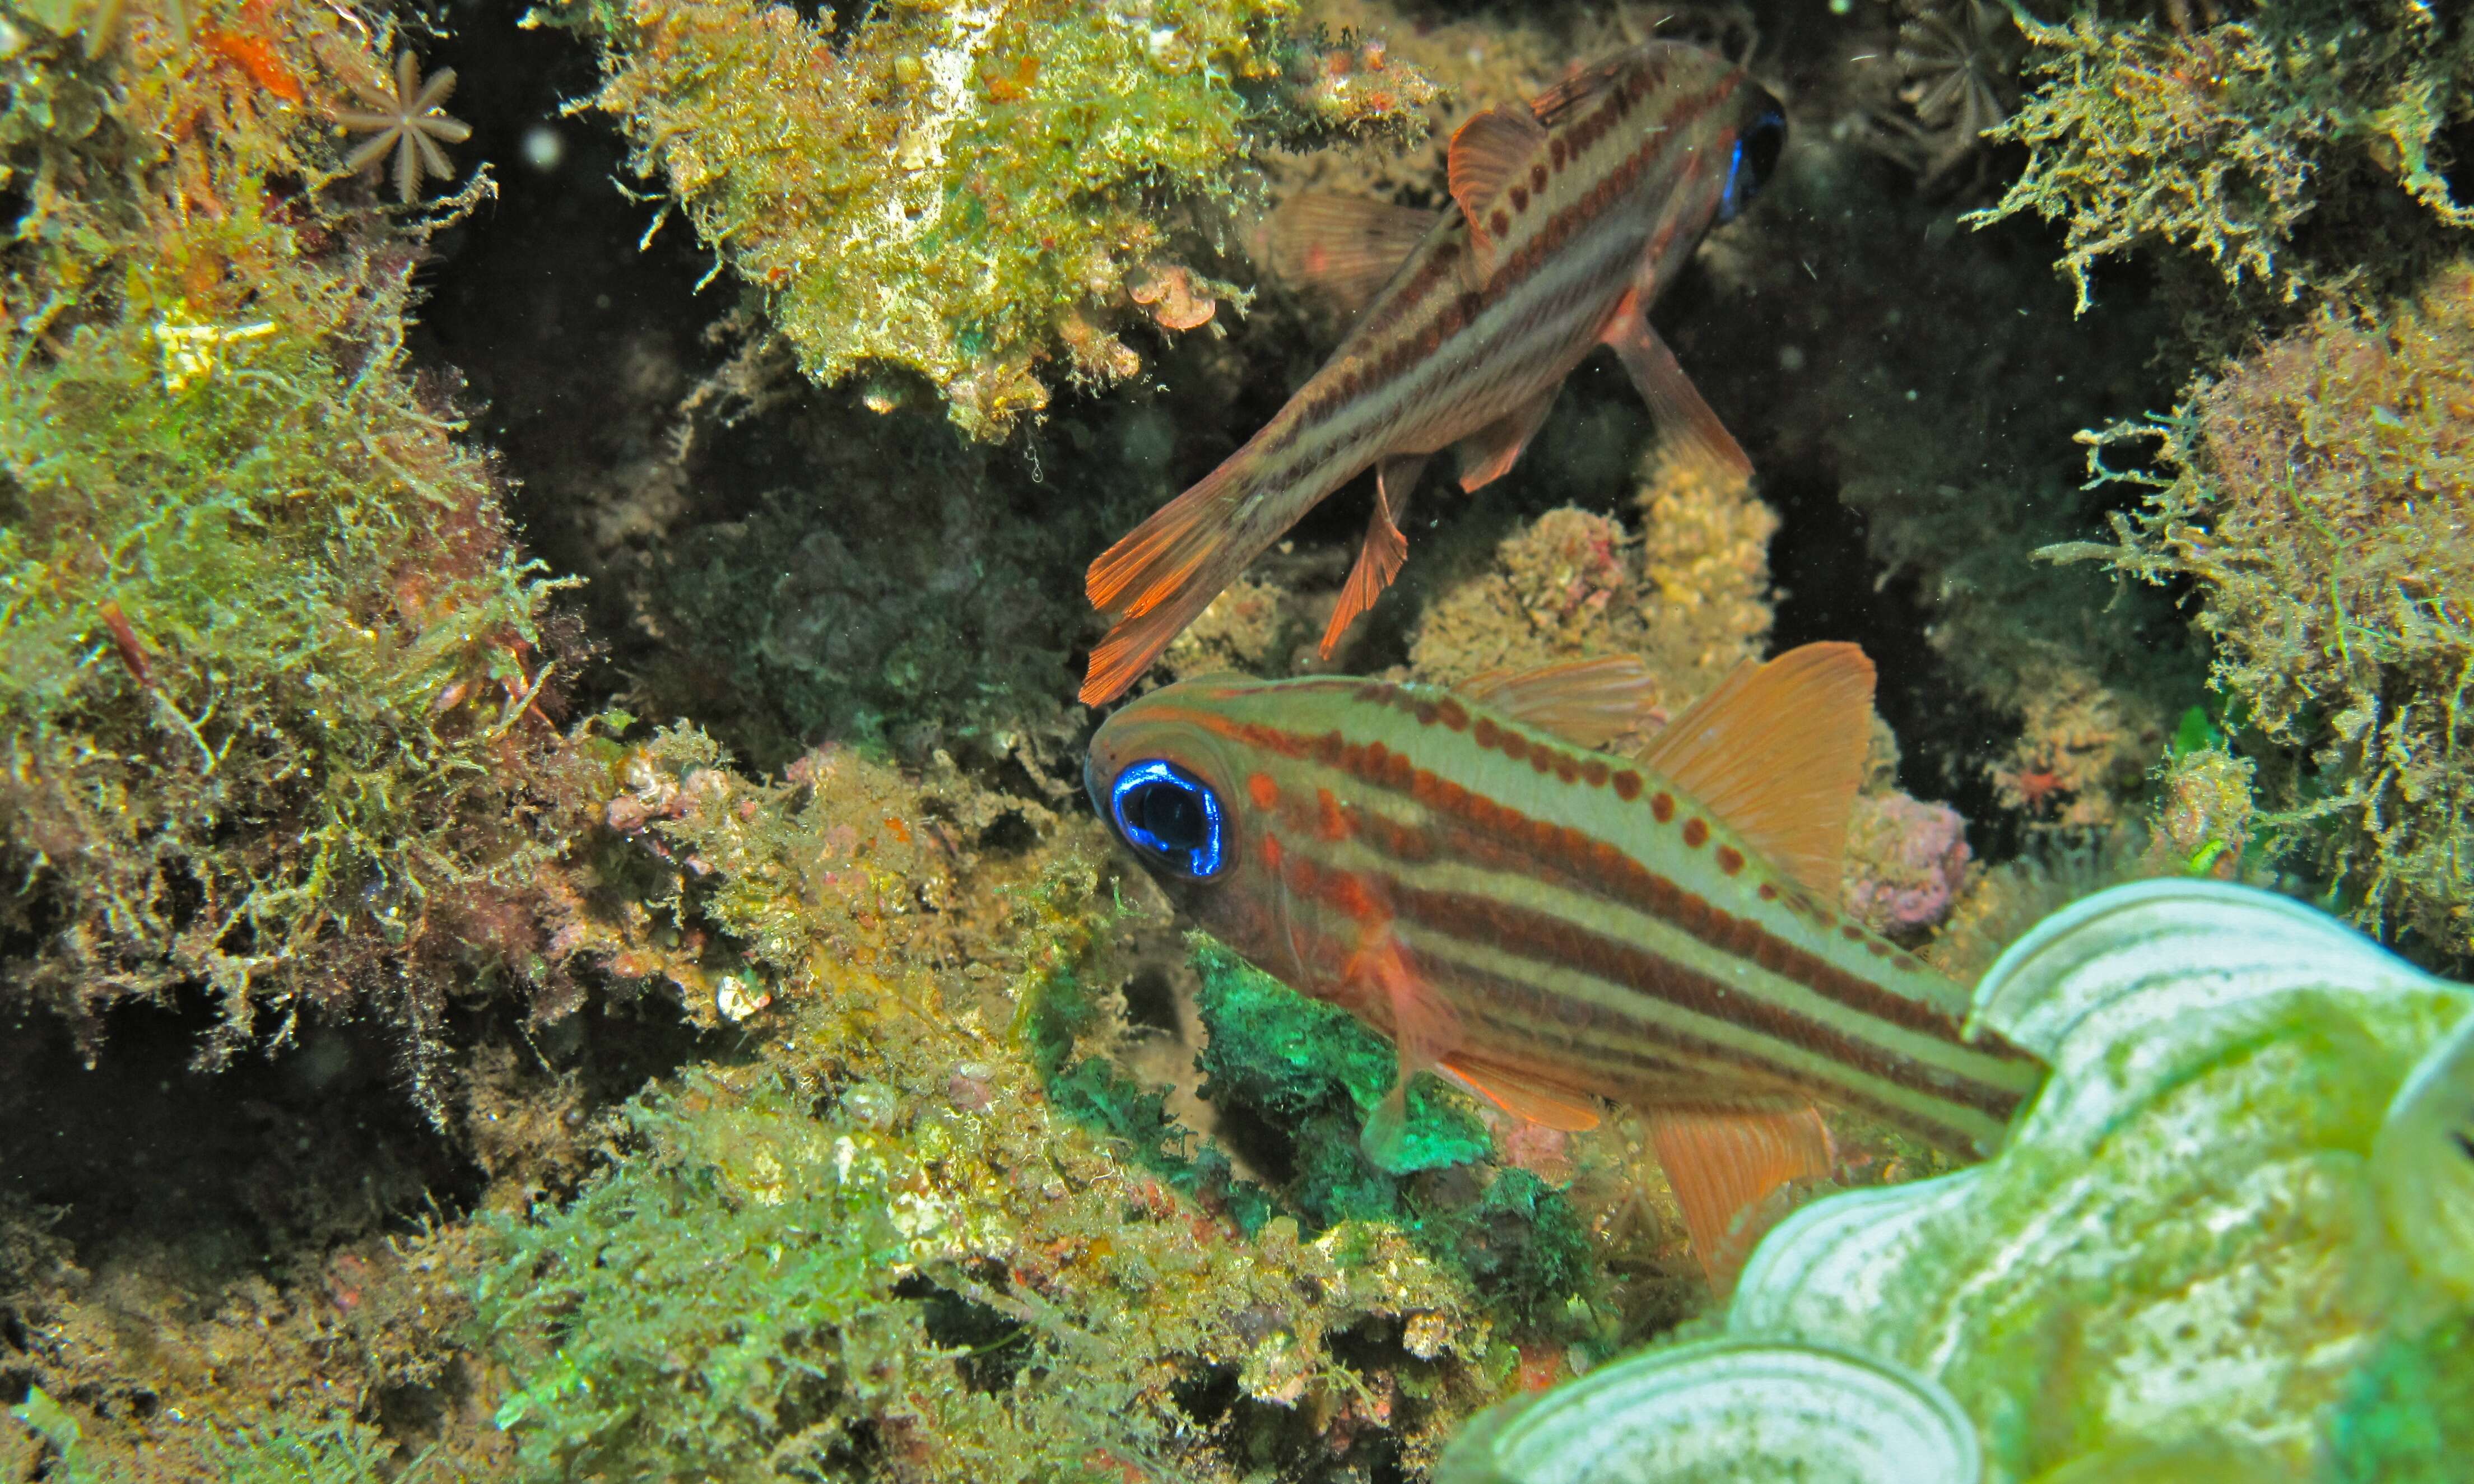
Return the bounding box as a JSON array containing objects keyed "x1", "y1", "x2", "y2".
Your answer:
[{"x1": 1108, "y1": 759, "x2": 1229, "y2": 880}]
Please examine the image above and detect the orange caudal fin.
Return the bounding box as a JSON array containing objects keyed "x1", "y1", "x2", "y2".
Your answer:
[
  {"x1": 1458, "y1": 655, "x2": 1665, "y2": 750},
  {"x1": 1437, "y1": 1056, "x2": 1602, "y2": 1133},
  {"x1": 1083, "y1": 449, "x2": 1278, "y2": 705},
  {"x1": 1636, "y1": 642, "x2": 1876, "y2": 906},
  {"x1": 1262, "y1": 192, "x2": 1440, "y2": 314},
  {"x1": 1601, "y1": 293, "x2": 1752, "y2": 487},
  {"x1": 1646, "y1": 1104, "x2": 1835, "y2": 1295},
  {"x1": 1320, "y1": 454, "x2": 1426, "y2": 658}
]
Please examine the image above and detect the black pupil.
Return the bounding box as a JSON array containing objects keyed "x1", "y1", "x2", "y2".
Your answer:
[
  {"x1": 1131, "y1": 783, "x2": 1204, "y2": 849},
  {"x1": 1745, "y1": 110, "x2": 1784, "y2": 190}
]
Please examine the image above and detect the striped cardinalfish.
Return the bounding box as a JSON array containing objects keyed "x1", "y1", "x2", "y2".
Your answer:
[
  {"x1": 1085, "y1": 643, "x2": 2048, "y2": 1284},
  {"x1": 1078, "y1": 41, "x2": 1786, "y2": 706}
]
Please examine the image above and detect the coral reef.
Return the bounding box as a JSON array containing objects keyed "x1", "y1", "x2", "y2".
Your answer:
[
  {"x1": 1974, "y1": 2, "x2": 2474, "y2": 311},
  {"x1": 2065, "y1": 259, "x2": 2474, "y2": 959},
  {"x1": 0, "y1": 5, "x2": 596, "y2": 1095},
  {"x1": 482, "y1": 726, "x2": 1519, "y2": 1482},
  {"x1": 547, "y1": 0, "x2": 1435, "y2": 440},
  {"x1": 1405, "y1": 452, "x2": 1777, "y2": 716},
  {"x1": 1841, "y1": 791, "x2": 1970, "y2": 937}
]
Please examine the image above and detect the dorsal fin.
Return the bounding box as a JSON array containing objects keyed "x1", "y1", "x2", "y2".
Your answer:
[
  {"x1": 1527, "y1": 48, "x2": 1644, "y2": 127},
  {"x1": 1459, "y1": 655, "x2": 1665, "y2": 750},
  {"x1": 1635, "y1": 642, "x2": 1875, "y2": 906},
  {"x1": 1262, "y1": 192, "x2": 1442, "y2": 314},
  {"x1": 1447, "y1": 104, "x2": 1547, "y2": 255},
  {"x1": 1437, "y1": 1055, "x2": 1602, "y2": 1133}
]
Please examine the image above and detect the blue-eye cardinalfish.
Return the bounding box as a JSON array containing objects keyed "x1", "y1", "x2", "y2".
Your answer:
[
  {"x1": 1078, "y1": 41, "x2": 1787, "y2": 706},
  {"x1": 1085, "y1": 645, "x2": 2048, "y2": 1287}
]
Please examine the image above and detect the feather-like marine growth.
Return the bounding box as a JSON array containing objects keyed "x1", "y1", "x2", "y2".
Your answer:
[
  {"x1": 1080, "y1": 41, "x2": 1787, "y2": 705},
  {"x1": 1087, "y1": 645, "x2": 2047, "y2": 1286}
]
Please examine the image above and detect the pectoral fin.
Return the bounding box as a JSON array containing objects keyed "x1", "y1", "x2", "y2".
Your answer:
[
  {"x1": 1601, "y1": 291, "x2": 1752, "y2": 486},
  {"x1": 1320, "y1": 454, "x2": 1427, "y2": 657},
  {"x1": 1263, "y1": 192, "x2": 1442, "y2": 314},
  {"x1": 1351, "y1": 924, "x2": 1462, "y2": 1172},
  {"x1": 1436, "y1": 1056, "x2": 1602, "y2": 1133},
  {"x1": 1448, "y1": 104, "x2": 1548, "y2": 263},
  {"x1": 1646, "y1": 1103, "x2": 1835, "y2": 1295},
  {"x1": 1455, "y1": 390, "x2": 1558, "y2": 493}
]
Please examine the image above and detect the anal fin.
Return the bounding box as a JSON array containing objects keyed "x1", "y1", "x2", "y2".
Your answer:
[
  {"x1": 1646, "y1": 1104, "x2": 1835, "y2": 1296},
  {"x1": 1601, "y1": 291, "x2": 1752, "y2": 487},
  {"x1": 1320, "y1": 454, "x2": 1426, "y2": 658}
]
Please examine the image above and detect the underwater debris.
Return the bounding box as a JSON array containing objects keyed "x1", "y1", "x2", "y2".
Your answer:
[
  {"x1": 2062, "y1": 259, "x2": 2474, "y2": 959},
  {"x1": 548, "y1": 0, "x2": 1434, "y2": 441},
  {"x1": 0, "y1": 11, "x2": 595, "y2": 1091},
  {"x1": 1972, "y1": 5, "x2": 2474, "y2": 311},
  {"x1": 333, "y1": 50, "x2": 472, "y2": 204}
]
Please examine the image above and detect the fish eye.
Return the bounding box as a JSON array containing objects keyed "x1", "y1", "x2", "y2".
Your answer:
[
  {"x1": 1717, "y1": 104, "x2": 1786, "y2": 225},
  {"x1": 1107, "y1": 759, "x2": 1229, "y2": 880}
]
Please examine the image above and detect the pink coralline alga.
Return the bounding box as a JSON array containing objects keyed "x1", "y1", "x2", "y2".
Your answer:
[{"x1": 1842, "y1": 792, "x2": 1973, "y2": 936}]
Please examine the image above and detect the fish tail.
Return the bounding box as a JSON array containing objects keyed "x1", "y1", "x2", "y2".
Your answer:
[{"x1": 1082, "y1": 441, "x2": 1293, "y2": 705}]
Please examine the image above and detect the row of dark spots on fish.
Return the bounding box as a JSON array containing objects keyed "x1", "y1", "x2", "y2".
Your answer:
[
  {"x1": 1374, "y1": 692, "x2": 1984, "y2": 1019},
  {"x1": 1264, "y1": 705, "x2": 1983, "y2": 1044},
  {"x1": 1283, "y1": 69, "x2": 1734, "y2": 440}
]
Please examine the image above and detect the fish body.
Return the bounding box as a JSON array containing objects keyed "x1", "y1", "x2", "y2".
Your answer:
[
  {"x1": 1081, "y1": 43, "x2": 1787, "y2": 705},
  {"x1": 1087, "y1": 647, "x2": 2048, "y2": 1266}
]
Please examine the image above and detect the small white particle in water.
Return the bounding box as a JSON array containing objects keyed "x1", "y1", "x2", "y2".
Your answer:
[
  {"x1": 520, "y1": 124, "x2": 565, "y2": 173},
  {"x1": 1905, "y1": 389, "x2": 1919, "y2": 401},
  {"x1": 1778, "y1": 345, "x2": 1806, "y2": 372}
]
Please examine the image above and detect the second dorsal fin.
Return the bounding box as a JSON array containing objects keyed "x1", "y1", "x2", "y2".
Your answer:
[
  {"x1": 1448, "y1": 104, "x2": 1548, "y2": 254},
  {"x1": 1262, "y1": 192, "x2": 1442, "y2": 314},
  {"x1": 1635, "y1": 643, "x2": 1876, "y2": 906},
  {"x1": 1458, "y1": 654, "x2": 1665, "y2": 751}
]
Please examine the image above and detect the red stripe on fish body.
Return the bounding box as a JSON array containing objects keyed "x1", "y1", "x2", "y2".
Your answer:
[
  {"x1": 1080, "y1": 44, "x2": 1779, "y2": 703},
  {"x1": 1090, "y1": 676, "x2": 2045, "y2": 1155}
]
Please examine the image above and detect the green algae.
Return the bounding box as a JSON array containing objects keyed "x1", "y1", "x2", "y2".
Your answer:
[
  {"x1": 1190, "y1": 938, "x2": 1595, "y2": 1331},
  {"x1": 1191, "y1": 935, "x2": 1490, "y2": 1178},
  {"x1": 2059, "y1": 259, "x2": 2474, "y2": 960},
  {"x1": 481, "y1": 724, "x2": 1514, "y2": 1480},
  {"x1": 0, "y1": 4, "x2": 597, "y2": 1099},
  {"x1": 541, "y1": 0, "x2": 1431, "y2": 440},
  {"x1": 1975, "y1": 2, "x2": 2474, "y2": 313}
]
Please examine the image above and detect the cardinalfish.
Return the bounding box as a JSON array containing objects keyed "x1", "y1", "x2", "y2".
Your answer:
[
  {"x1": 1078, "y1": 41, "x2": 1786, "y2": 706},
  {"x1": 1085, "y1": 643, "x2": 2049, "y2": 1285}
]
